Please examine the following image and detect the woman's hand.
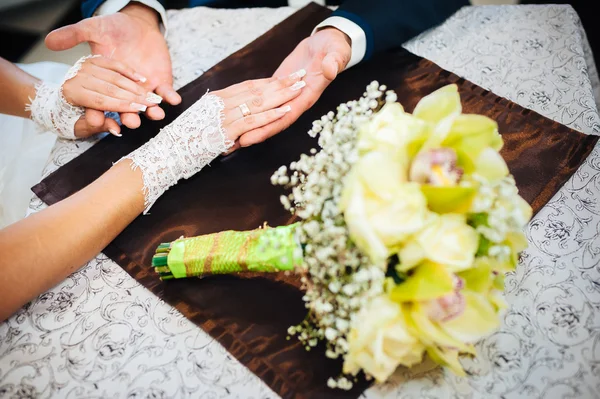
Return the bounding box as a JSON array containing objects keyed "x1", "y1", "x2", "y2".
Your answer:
[
  {"x1": 121, "y1": 69, "x2": 307, "y2": 213},
  {"x1": 27, "y1": 55, "x2": 164, "y2": 139},
  {"x1": 63, "y1": 56, "x2": 163, "y2": 138},
  {"x1": 212, "y1": 68, "x2": 307, "y2": 148}
]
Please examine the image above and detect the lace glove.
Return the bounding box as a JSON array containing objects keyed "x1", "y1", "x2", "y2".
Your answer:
[
  {"x1": 119, "y1": 92, "x2": 232, "y2": 214},
  {"x1": 26, "y1": 55, "x2": 100, "y2": 139}
]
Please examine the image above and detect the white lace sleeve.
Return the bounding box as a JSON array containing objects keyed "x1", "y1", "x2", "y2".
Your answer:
[
  {"x1": 119, "y1": 92, "x2": 233, "y2": 214},
  {"x1": 26, "y1": 55, "x2": 98, "y2": 139}
]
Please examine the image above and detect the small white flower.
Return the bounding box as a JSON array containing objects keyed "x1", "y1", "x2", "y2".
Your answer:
[
  {"x1": 280, "y1": 195, "x2": 291, "y2": 210},
  {"x1": 329, "y1": 281, "x2": 341, "y2": 293},
  {"x1": 325, "y1": 327, "x2": 338, "y2": 341}
]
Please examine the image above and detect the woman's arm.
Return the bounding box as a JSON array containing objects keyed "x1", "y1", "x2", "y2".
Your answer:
[
  {"x1": 0, "y1": 162, "x2": 144, "y2": 321},
  {"x1": 0, "y1": 57, "x2": 38, "y2": 118},
  {"x1": 0, "y1": 69, "x2": 306, "y2": 321}
]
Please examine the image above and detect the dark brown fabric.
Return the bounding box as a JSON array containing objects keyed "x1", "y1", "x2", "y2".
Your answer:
[{"x1": 32, "y1": 3, "x2": 598, "y2": 398}]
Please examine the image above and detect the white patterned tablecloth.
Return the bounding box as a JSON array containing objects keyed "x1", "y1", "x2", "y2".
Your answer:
[{"x1": 1, "y1": 5, "x2": 599, "y2": 399}]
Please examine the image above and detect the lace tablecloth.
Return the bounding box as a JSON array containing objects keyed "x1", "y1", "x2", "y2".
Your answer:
[{"x1": 2, "y1": 5, "x2": 600, "y2": 399}]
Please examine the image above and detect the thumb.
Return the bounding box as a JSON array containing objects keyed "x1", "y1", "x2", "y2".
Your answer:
[
  {"x1": 321, "y1": 52, "x2": 344, "y2": 81},
  {"x1": 45, "y1": 20, "x2": 96, "y2": 51}
]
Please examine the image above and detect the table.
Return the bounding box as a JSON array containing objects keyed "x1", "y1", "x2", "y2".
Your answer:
[{"x1": 1, "y1": 5, "x2": 599, "y2": 398}]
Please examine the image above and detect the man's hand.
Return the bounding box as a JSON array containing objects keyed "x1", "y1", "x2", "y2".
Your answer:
[
  {"x1": 238, "y1": 27, "x2": 351, "y2": 147},
  {"x1": 45, "y1": 3, "x2": 181, "y2": 130}
]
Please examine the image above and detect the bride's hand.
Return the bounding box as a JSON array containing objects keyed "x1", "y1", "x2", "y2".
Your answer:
[
  {"x1": 121, "y1": 70, "x2": 307, "y2": 213},
  {"x1": 28, "y1": 55, "x2": 163, "y2": 139},
  {"x1": 64, "y1": 56, "x2": 161, "y2": 114},
  {"x1": 64, "y1": 56, "x2": 162, "y2": 138},
  {"x1": 211, "y1": 69, "x2": 307, "y2": 149}
]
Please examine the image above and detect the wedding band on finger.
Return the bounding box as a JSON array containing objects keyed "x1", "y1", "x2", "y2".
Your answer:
[{"x1": 239, "y1": 103, "x2": 251, "y2": 117}]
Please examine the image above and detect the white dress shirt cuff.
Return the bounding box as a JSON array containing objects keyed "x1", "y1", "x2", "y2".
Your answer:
[
  {"x1": 313, "y1": 16, "x2": 367, "y2": 70},
  {"x1": 95, "y1": 0, "x2": 168, "y2": 35}
]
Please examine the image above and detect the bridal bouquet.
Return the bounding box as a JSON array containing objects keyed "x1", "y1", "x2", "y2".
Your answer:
[{"x1": 152, "y1": 82, "x2": 532, "y2": 389}]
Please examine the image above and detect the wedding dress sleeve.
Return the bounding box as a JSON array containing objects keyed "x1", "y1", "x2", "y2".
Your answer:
[{"x1": 118, "y1": 92, "x2": 233, "y2": 214}]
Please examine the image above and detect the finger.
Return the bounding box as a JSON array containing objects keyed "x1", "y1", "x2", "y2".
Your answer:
[
  {"x1": 104, "y1": 118, "x2": 122, "y2": 137},
  {"x1": 322, "y1": 52, "x2": 343, "y2": 81},
  {"x1": 73, "y1": 117, "x2": 91, "y2": 138},
  {"x1": 120, "y1": 112, "x2": 142, "y2": 129},
  {"x1": 224, "y1": 78, "x2": 305, "y2": 120},
  {"x1": 155, "y1": 83, "x2": 181, "y2": 105},
  {"x1": 215, "y1": 77, "x2": 276, "y2": 98},
  {"x1": 227, "y1": 105, "x2": 292, "y2": 140},
  {"x1": 45, "y1": 19, "x2": 96, "y2": 51},
  {"x1": 276, "y1": 68, "x2": 307, "y2": 87},
  {"x1": 85, "y1": 109, "x2": 106, "y2": 129},
  {"x1": 75, "y1": 87, "x2": 151, "y2": 113},
  {"x1": 80, "y1": 76, "x2": 155, "y2": 109},
  {"x1": 87, "y1": 63, "x2": 150, "y2": 98},
  {"x1": 218, "y1": 70, "x2": 304, "y2": 101},
  {"x1": 145, "y1": 105, "x2": 165, "y2": 121},
  {"x1": 89, "y1": 56, "x2": 147, "y2": 83},
  {"x1": 74, "y1": 115, "x2": 121, "y2": 138},
  {"x1": 238, "y1": 96, "x2": 307, "y2": 147}
]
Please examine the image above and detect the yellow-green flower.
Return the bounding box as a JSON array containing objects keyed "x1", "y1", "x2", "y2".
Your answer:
[
  {"x1": 409, "y1": 84, "x2": 508, "y2": 183},
  {"x1": 390, "y1": 262, "x2": 455, "y2": 303},
  {"x1": 413, "y1": 84, "x2": 462, "y2": 143},
  {"x1": 341, "y1": 151, "x2": 430, "y2": 263},
  {"x1": 405, "y1": 290, "x2": 499, "y2": 351},
  {"x1": 397, "y1": 214, "x2": 479, "y2": 272},
  {"x1": 357, "y1": 102, "x2": 427, "y2": 164},
  {"x1": 344, "y1": 296, "x2": 425, "y2": 382},
  {"x1": 389, "y1": 260, "x2": 501, "y2": 365}
]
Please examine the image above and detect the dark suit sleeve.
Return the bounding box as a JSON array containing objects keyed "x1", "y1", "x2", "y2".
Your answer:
[
  {"x1": 332, "y1": 0, "x2": 469, "y2": 60},
  {"x1": 81, "y1": 0, "x2": 104, "y2": 17},
  {"x1": 81, "y1": 0, "x2": 167, "y2": 18}
]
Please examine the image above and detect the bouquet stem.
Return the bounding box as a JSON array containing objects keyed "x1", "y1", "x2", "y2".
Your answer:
[{"x1": 152, "y1": 224, "x2": 302, "y2": 279}]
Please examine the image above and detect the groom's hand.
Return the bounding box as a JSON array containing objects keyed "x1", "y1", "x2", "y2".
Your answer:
[
  {"x1": 238, "y1": 27, "x2": 351, "y2": 147},
  {"x1": 45, "y1": 3, "x2": 181, "y2": 130}
]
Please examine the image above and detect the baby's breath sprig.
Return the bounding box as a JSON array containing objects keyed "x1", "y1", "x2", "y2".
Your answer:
[{"x1": 271, "y1": 82, "x2": 395, "y2": 387}]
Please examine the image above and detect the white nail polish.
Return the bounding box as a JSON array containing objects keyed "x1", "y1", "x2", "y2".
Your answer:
[
  {"x1": 277, "y1": 105, "x2": 292, "y2": 113},
  {"x1": 146, "y1": 92, "x2": 163, "y2": 104},
  {"x1": 134, "y1": 73, "x2": 147, "y2": 83},
  {"x1": 131, "y1": 103, "x2": 147, "y2": 112},
  {"x1": 290, "y1": 69, "x2": 307, "y2": 79},
  {"x1": 291, "y1": 81, "x2": 306, "y2": 91},
  {"x1": 109, "y1": 128, "x2": 122, "y2": 137}
]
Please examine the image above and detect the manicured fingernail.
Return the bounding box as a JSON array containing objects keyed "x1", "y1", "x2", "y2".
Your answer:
[
  {"x1": 291, "y1": 81, "x2": 306, "y2": 91},
  {"x1": 277, "y1": 105, "x2": 292, "y2": 113},
  {"x1": 134, "y1": 73, "x2": 147, "y2": 83},
  {"x1": 289, "y1": 69, "x2": 306, "y2": 79},
  {"x1": 109, "y1": 128, "x2": 122, "y2": 137},
  {"x1": 131, "y1": 102, "x2": 147, "y2": 112},
  {"x1": 146, "y1": 92, "x2": 162, "y2": 104}
]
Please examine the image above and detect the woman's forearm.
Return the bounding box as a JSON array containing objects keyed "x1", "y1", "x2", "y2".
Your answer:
[
  {"x1": 0, "y1": 161, "x2": 145, "y2": 321},
  {"x1": 0, "y1": 57, "x2": 39, "y2": 118}
]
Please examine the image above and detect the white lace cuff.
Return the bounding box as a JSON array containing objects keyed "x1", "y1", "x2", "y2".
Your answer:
[
  {"x1": 26, "y1": 55, "x2": 98, "y2": 139},
  {"x1": 119, "y1": 93, "x2": 232, "y2": 214}
]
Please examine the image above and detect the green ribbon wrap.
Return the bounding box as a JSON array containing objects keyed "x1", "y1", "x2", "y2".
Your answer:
[{"x1": 152, "y1": 224, "x2": 302, "y2": 279}]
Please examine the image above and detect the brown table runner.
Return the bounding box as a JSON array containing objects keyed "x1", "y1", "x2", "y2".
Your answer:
[{"x1": 32, "y1": 3, "x2": 598, "y2": 398}]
